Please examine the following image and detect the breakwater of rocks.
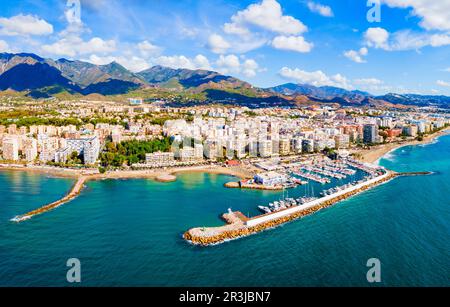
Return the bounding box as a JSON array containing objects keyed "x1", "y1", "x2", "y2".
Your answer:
[
  {"x1": 184, "y1": 172, "x2": 397, "y2": 246},
  {"x1": 11, "y1": 176, "x2": 87, "y2": 223}
]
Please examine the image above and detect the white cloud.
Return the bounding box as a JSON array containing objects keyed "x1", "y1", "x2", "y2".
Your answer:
[
  {"x1": 382, "y1": 0, "x2": 450, "y2": 31},
  {"x1": 0, "y1": 14, "x2": 53, "y2": 36},
  {"x1": 208, "y1": 34, "x2": 231, "y2": 54},
  {"x1": 307, "y1": 2, "x2": 334, "y2": 17},
  {"x1": 429, "y1": 34, "x2": 450, "y2": 47},
  {"x1": 271, "y1": 35, "x2": 313, "y2": 53},
  {"x1": 444, "y1": 68, "x2": 450, "y2": 72},
  {"x1": 216, "y1": 54, "x2": 262, "y2": 78},
  {"x1": 278, "y1": 67, "x2": 393, "y2": 93},
  {"x1": 224, "y1": 0, "x2": 307, "y2": 36},
  {"x1": 192, "y1": 55, "x2": 212, "y2": 70},
  {"x1": 42, "y1": 37, "x2": 116, "y2": 57},
  {"x1": 154, "y1": 54, "x2": 212, "y2": 71},
  {"x1": 216, "y1": 54, "x2": 241, "y2": 73},
  {"x1": 344, "y1": 47, "x2": 368, "y2": 63},
  {"x1": 87, "y1": 54, "x2": 150, "y2": 72},
  {"x1": 211, "y1": 0, "x2": 311, "y2": 54},
  {"x1": 437, "y1": 80, "x2": 450, "y2": 87},
  {"x1": 137, "y1": 40, "x2": 162, "y2": 57},
  {"x1": 279, "y1": 67, "x2": 352, "y2": 89},
  {"x1": 0, "y1": 40, "x2": 9, "y2": 52},
  {"x1": 242, "y1": 59, "x2": 260, "y2": 77},
  {"x1": 223, "y1": 23, "x2": 250, "y2": 36},
  {"x1": 365, "y1": 28, "x2": 450, "y2": 51},
  {"x1": 365, "y1": 27, "x2": 390, "y2": 49}
]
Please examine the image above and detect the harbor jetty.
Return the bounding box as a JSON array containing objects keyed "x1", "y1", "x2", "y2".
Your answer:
[
  {"x1": 11, "y1": 176, "x2": 87, "y2": 222},
  {"x1": 184, "y1": 171, "x2": 397, "y2": 246}
]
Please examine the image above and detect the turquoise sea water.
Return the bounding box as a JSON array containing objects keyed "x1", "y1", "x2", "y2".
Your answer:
[{"x1": 0, "y1": 135, "x2": 449, "y2": 287}]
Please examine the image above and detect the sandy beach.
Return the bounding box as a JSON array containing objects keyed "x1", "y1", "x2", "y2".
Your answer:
[
  {"x1": 353, "y1": 127, "x2": 450, "y2": 164},
  {"x1": 0, "y1": 163, "x2": 254, "y2": 182},
  {"x1": 0, "y1": 165, "x2": 84, "y2": 178}
]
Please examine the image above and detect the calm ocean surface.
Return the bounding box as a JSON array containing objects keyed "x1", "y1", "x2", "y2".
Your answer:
[{"x1": 0, "y1": 135, "x2": 449, "y2": 286}]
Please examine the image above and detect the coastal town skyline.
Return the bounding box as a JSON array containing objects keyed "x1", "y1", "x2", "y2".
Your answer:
[{"x1": 1, "y1": 0, "x2": 450, "y2": 95}]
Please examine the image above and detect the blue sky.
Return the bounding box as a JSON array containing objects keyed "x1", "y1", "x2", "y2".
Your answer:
[{"x1": 0, "y1": 0, "x2": 450, "y2": 95}]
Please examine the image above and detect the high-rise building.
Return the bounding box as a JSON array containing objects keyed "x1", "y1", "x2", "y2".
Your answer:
[
  {"x1": 145, "y1": 152, "x2": 175, "y2": 166},
  {"x1": 258, "y1": 140, "x2": 272, "y2": 158},
  {"x1": 363, "y1": 124, "x2": 378, "y2": 144},
  {"x1": 66, "y1": 136, "x2": 100, "y2": 165},
  {"x1": 23, "y1": 138, "x2": 38, "y2": 162},
  {"x1": 279, "y1": 138, "x2": 291, "y2": 156},
  {"x1": 2, "y1": 137, "x2": 19, "y2": 161}
]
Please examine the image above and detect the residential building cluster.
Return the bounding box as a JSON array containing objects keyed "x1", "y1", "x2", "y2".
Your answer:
[{"x1": 1, "y1": 102, "x2": 449, "y2": 168}]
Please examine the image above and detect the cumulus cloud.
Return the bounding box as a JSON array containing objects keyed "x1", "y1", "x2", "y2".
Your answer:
[
  {"x1": 224, "y1": 0, "x2": 307, "y2": 36},
  {"x1": 272, "y1": 35, "x2": 314, "y2": 53},
  {"x1": 365, "y1": 27, "x2": 390, "y2": 49},
  {"x1": 0, "y1": 14, "x2": 53, "y2": 36},
  {"x1": 137, "y1": 40, "x2": 162, "y2": 57},
  {"x1": 208, "y1": 34, "x2": 231, "y2": 54},
  {"x1": 353, "y1": 78, "x2": 394, "y2": 93},
  {"x1": 212, "y1": 0, "x2": 311, "y2": 54},
  {"x1": 344, "y1": 47, "x2": 368, "y2": 63},
  {"x1": 382, "y1": 0, "x2": 450, "y2": 31},
  {"x1": 87, "y1": 54, "x2": 150, "y2": 72},
  {"x1": 365, "y1": 27, "x2": 450, "y2": 51},
  {"x1": 216, "y1": 54, "x2": 262, "y2": 78},
  {"x1": 279, "y1": 67, "x2": 352, "y2": 89},
  {"x1": 307, "y1": 2, "x2": 334, "y2": 17},
  {"x1": 154, "y1": 54, "x2": 212, "y2": 71},
  {"x1": 279, "y1": 67, "x2": 392, "y2": 93},
  {"x1": 42, "y1": 37, "x2": 116, "y2": 57}
]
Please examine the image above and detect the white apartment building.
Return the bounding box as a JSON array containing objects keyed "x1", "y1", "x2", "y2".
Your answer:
[
  {"x1": 145, "y1": 151, "x2": 175, "y2": 166},
  {"x1": 23, "y1": 138, "x2": 38, "y2": 162},
  {"x1": 2, "y1": 137, "x2": 19, "y2": 161}
]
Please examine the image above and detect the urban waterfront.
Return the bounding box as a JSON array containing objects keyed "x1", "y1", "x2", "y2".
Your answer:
[{"x1": 1, "y1": 135, "x2": 449, "y2": 287}]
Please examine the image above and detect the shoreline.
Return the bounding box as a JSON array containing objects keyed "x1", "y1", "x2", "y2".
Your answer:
[
  {"x1": 353, "y1": 127, "x2": 450, "y2": 164},
  {"x1": 0, "y1": 165, "x2": 83, "y2": 179},
  {"x1": 0, "y1": 164, "x2": 253, "y2": 181}
]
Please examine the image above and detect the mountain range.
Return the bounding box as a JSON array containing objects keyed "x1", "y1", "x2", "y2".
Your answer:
[{"x1": 0, "y1": 52, "x2": 449, "y2": 109}]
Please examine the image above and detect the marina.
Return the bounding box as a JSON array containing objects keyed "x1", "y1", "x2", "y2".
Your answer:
[
  {"x1": 291, "y1": 170, "x2": 331, "y2": 184},
  {"x1": 184, "y1": 169, "x2": 398, "y2": 246}
]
